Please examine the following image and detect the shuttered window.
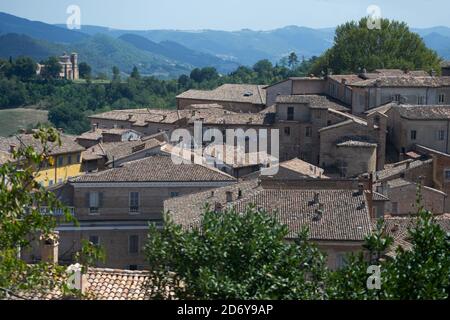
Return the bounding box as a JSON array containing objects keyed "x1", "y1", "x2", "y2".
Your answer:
[{"x1": 129, "y1": 235, "x2": 139, "y2": 254}]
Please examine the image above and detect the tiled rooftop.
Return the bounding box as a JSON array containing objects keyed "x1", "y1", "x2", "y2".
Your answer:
[
  {"x1": 176, "y1": 84, "x2": 267, "y2": 105},
  {"x1": 72, "y1": 155, "x2": 236, "y2": 183},
  {"x1": 275, "y1": 94, "x2": 350, "y2": 111},
  {"x1": 0, "y1": 133, "x2": 85, "y2": 156},
  {"x1": 383, "y1": 214, "x2": 450, "y2": 257},
  {"x1": 375, "y1": 158, "x2": 432, "y2": 181},
  {"x1": 165, "y1": 179, "x2": 373, "y2": 241},
  {"x1": 351, "y1": 76, "x2": 450, "y2": 88},
  {"x1": 393, "y1": 104, "x2": 450, "y2": 120}
]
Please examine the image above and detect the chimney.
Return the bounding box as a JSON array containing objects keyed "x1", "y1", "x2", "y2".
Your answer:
[
  {"x1": 92, "y1": 123, "x2": 98, "y2": 132},
  {"x1": 313, "y1": 192, "x2": 319, "y2": 204},
  {"x1": 358, "y1": 183, "x2": 365, "y2": 195},
  {"x1": 40, "y1": 232, "x2": 59, "y2": 264},
  {"x1": 9, "y1": 144, "x2": 16, "y2": 153},
  {"x1": 431, "y1": 69, "x2": 436, "y2": 77},
  {"x1": 66, "y1": 263, "x2": 88, "y2": 295}
]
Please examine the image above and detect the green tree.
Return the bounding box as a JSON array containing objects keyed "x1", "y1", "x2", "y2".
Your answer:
[
  {"x1": 328, "y1": 189, "x2": 449, "y2": 300},
  {"x1": 310, "y1": 17, "x2": 442, "y2": 75},
  {"x1": 12, "y1": 57, "x2": 37, "y2": 81},
  {"x1": 112, "y1": 66, "x2": 121, "y2": 82},
  {"x1": 41, "y1": 57, "x2": 62, "y2": 80},
  {"x1": 0, "y1": 128, "x2": 74, "y2": 299},
  {"x1": 288, "y1": 52, "x2": 299, "y2": 69},
  {"x1": 145, "y1": 205, "x2": 328, "y2": 300},
  {"x1": 78, "y1": 62, "x2": 92, "y2": 80},
  {"x1": 130, "y1": 66, "x2": 141, "y2": 80}
]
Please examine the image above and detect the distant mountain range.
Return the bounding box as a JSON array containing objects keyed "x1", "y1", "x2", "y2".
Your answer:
[{"x1": 1, "y1": 11, "x2": 450, "y2": 78}]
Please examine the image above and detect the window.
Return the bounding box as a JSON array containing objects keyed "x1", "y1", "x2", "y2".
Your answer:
[
  {"x1": 393, "y1": 94, "x2": 401, "y2": 102},
  {"x1": 410, "y1": 130, "x2": 417, "y2": 140},
  {"x1": 128, "y1": 265, "x2": 138, "y2": 271},
  {"x1": 170, "y1": 191, "x2": 180, "y2": 198},
  {"x1": 76, "y1": 153, "x2": 81, "y2": 163},
  {"x1": 417, "y1": 96, "x2": 425, "y2": 105},
  {"x1": 305, "y1": 126, "x2": 312, "y2": 138},
  {"x1": 89, "y1": 192, "x2": 99, "y2": 214},
  {"x1": 445, "y1": 169, "x2": 450, "y2": 181},
  {"x1": 284, "y1": 127, "x2": 291, "y2": 136},
  {"x1": 327, "y1": 120, "x2": 332, "y2": 126},
  {"x1": 437, "y1": 130, "x2": 445, "y2": 141},
  {"x1": 129, "y1": 192, "x2": 140, "y2": 213},
  {"x1": 129, "y1": 235, "x2": 139, "y2": 254},
  {"x1": 49, "y1": 180, "x2": 54, "y2": 186},
  {"x1": 57, "y1": 156, "x2": 64, "y2": 167},
  {"x1": 336, "y1": 253, "x2": 347, "y2": 269},
  {"x1": 391, "y1": 202, "x2": 398, "y2": 214},
  {"x1": 438, "y1": 93, "x2": 445, "y2": 104},
  {"x1": 287, "y1": 107, "x2": 294, "y2": 121},
  {"x1": 315, "y1": 110, "x2": 322, "y2": 119},
  {"x1": 67, "y1": 155, "x2": 72, "y2": 165},
  {"x1": 89, "y1": 235, "x2": 99, "y2": 246}
]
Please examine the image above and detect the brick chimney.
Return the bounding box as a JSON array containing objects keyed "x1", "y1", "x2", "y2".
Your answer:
[{"x1": 40, "y1": 232, "x2": 59, "y2": 264}]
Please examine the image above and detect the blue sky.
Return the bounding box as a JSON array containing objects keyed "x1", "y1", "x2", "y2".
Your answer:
[{"x1": 0, "y1": 0, "x2": 448, "y2": 30}]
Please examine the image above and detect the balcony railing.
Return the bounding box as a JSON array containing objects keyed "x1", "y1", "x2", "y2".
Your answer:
[{"x1": 39, "y1": 207, "x2": 75, "y2": 216}]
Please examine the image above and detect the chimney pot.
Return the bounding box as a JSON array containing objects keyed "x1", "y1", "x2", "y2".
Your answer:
[
  {"x1": 40, "y1": 231, "x2": 59, "y2": 264},
  {"x1": 313, "y1": 192, "x2": 319, "y2": 204},
  {"x1": 358, "y1": 183, "x2": 365, "y2": 195}
]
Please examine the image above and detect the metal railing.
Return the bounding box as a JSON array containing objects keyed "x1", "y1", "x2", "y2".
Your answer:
[{"x1": 39, "y1": 207, "x2": 75, "y2": 216}]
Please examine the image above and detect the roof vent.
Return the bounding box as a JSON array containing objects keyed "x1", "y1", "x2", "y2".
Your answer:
[{"x1": 243, "y1": 91, "x2": 253, "y2": 97}]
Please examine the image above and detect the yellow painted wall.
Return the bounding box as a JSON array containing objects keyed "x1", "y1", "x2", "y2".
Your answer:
[{"x1": 34, "y1": 152, "x2": 83, "y2": 187}]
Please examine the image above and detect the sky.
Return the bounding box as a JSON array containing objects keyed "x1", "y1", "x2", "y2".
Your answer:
[{"x1": 0, "y1": 0, "x2": 448, "y2": 31}]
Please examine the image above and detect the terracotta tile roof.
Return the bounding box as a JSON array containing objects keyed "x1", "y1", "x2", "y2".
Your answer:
[
  {"x1": 393, "y1": 104, "x2": 450, "y2": 120},
  {"x1": 336, "y1": 136, "x2": 378, "y2": 148},
  {"x1": 72, "y1": 155, "x2": 236, "y2": 183},
  {"x1": 375, "y1": 159, "x2": 433, "y2": 181},
  {"x1": 14, "y1": 267, "x2": 163, "y2": 300},
  {"x1": 327, "y1": 74, "x2": 364, "y2": 84},
  {"x1": 176, "y1": 84, "x2": 267, "y2": 105},
  {"x1": 0, "y1": 133, "x2": 85, "y2": 156},
  {"x1": 165, "y1": 179, "x2": 372, "y2": 241},
  {"x1": 84, "y1": 268, "x2": 153, "y2": 300},
  {"x1": 369, "y1": 191, "x2": 389, "y2": 201},
  {"x1": 277, "y1": 158, "x2": 325, "y2": 179},
  {"x1": 350, "y1": 76, "x2": 450, "y2": 88},
  {"x1": 275, "y1": 94, "x2": 350, "y2": 111},
  {"x1": 81, "y1": 138, "x2": 163, "y2": 163},
  {"x1": 319, "y1": 111, "x2": 368, "y2": 132},
  {"x1": 89, "y1": 108, "x2": 187, "y2": 125},
  {"x1": 187, "y1": 108, "x2": 274, "y2": 126},
  {"x1": 382, "y1": 214, "x2": 450, "y2": 257}
]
